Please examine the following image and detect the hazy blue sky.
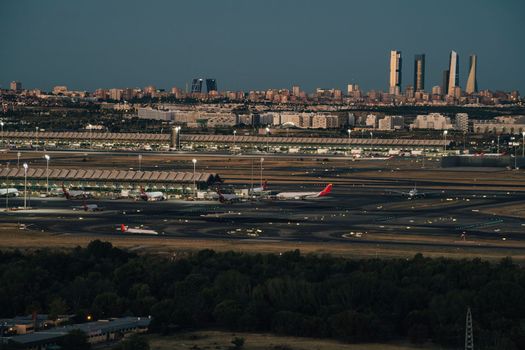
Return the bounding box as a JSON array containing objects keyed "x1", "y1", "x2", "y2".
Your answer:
[{"x1": 1, "y1": 0, "x2": 524, "y2": 93}]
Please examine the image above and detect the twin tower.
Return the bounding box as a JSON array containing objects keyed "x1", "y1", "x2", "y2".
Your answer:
[{"x1": 389, "y1": 50, "x2": 478, "y2": 96}]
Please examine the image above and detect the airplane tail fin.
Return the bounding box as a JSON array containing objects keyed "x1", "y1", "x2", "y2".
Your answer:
[
  {"x1": 139, "y1": 186, "x2": 148, "y2": 201},
  {"x1": 61, "y1": 183, "x2": 71, "y2": 200},
  {"x1": 216, "y1": 188, "x2": 225, "y2": 203},
  {"x1": 319, "y1": 183, "x2": 333, "y2": 197},
  {"x1": 120, "y1": 224, "x2": 127, "y2": 233}
]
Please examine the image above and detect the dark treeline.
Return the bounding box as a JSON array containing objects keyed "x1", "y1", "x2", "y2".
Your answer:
[{"x1": 0, "y1": 241, "x2": 524, "y2": 349}]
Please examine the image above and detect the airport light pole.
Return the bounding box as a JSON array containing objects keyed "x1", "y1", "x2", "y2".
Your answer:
[
  {"x1": 233, "y1": 130, "x2": 237, "y2": 153},
  {"x1": 23, "y1": 163, "x2": 28, "y2": 209},
  {"x1": 176, "y1": 126, "x2": 182, "y2": 149},
  {"x1": 522, "y1": 131, "x2": 525, "y2": 157},
  {"x1": 443, "y1": 130, "x2": 448, "y2": 153},
  {"x1": 35, "y1": 127, "x2": 39, "y2": 151},
  {"x1": 265, "y1": 127, "x2": 270, "y2": 153},
  {"x1": 497, "y1": 135, "x2": 500, "y2": 154},
  {"x1": 17, "y1": 152, "x2": 21, "y2": 169},
  {"x1": 260, "y1": 157, "x2": 264, "y2": 188},
  {"x1": 0, "y1": 121, "x2": 4, "y2": 146},
  {"x1": 5, "y1": 162, "x2": 9, "y2": 211},
  {"x1": 192, "y1": 158, "x2": 197, "y2": 198},
  {"x1": 138, "y1": 154, "x2": 142, "y2": 171},
  {"x1": 347, "y1": 129, "x2": 351, "y2": 152},
  {"x1": 44, "y1": 154, "x2": 50, "y2": 195}
]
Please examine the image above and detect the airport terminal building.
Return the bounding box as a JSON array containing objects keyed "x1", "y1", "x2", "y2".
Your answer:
[
  {"x1": 0, "y1": 130, "x2": 450, "y2": 155},
  {"x1": 0, "y1": 167, "x2": 221, "y2": 197}
]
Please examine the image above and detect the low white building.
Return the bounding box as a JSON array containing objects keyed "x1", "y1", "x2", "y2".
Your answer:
[{"x1": 410, "y1": 113, "x2": 453, "y2": 130}]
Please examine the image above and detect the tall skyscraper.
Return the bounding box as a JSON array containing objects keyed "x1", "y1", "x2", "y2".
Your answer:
[
  {"x1": 447, "y1": 51, "x2": 459, "y2": 96},
  {"x1": 466, "y1": 54, "x2": 478, "y2": 94},
  {"x1": 442, "y1": 70, "x2": 449, "y2": 95},
  {"x1": 10, "y1": 81, "x2": 22, "y2": 91},
  {"x1": 206, "y1": 78, "x2": 217, "y2": 93},
  {"x1": 389, "y1": 50, "x2": 402, "y2": 95},
  {"x1": 191, "y1": 78, "x2": 203, "y2": 93},
  {"x1": 413, "y1": 54, "x2": 425, "y2": 91}
]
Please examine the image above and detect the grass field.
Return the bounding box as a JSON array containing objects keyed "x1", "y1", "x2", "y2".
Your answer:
[{"x1": 147, "y1": 331, "x2": 439, "y2": 350}]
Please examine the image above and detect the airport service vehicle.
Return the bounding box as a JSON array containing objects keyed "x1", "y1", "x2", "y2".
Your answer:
[
  {"x1": 275, "y1": 183, "x2": 333, "y2": 200},
  {"x1": 62, "y1": 185, "x2": 92, "y2": 199},
  {"x1": 120, "y1": 224, "x2": 158, "y2": 235},
  {"x1": 139, "y1": 187, "x2": 166, "y2": 201},
  {"x1": 0, "y1": 188, "x2": 19, "y2": 197}
]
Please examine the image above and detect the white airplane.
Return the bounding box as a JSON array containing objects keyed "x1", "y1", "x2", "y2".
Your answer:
[
  {"x1": 72, "y1": 200, "x2": 104, "y2": 212},
  {"x1": 120, "y1": 224, "x2": 158, "y2": 235},
  {"x1": 250, "y1": 180, "x2": 268, "y2": 194},
  {"x1": 395, "y1": 184, "x2": 426, "y2": 199},
  {"x1": 275, "y1": 183, "x2": 333, "y2": 200},
  {"x1": 0, "y1": 188, "x2": 19, "y2": 197},
  {"x1": 62, "y1": 185, "x2": 92, "y2": 200},
  {"x1": 139, "y1": 187, "x2": 166, "y2": 201},
  {"x1": 216, "y1": 189, "x2": 242, "y2": 204}
]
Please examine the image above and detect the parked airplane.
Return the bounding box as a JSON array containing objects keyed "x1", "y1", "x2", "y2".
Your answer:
[
  {"x1": 62, "y1": 185, "x2": 92, "y2": 199},
  {"x1": 120, "y1": 224, "x2": 158, "y2": 235},
  {"x1": 139, "y1": 187, "x2": 166, "y2": 201},
  {"x1": 275, "y1": 183, "x2": 333, "y2": 200},
  {"x1": 0, "y1": 188, "x2": 19, "y2": 197},
  {"x1": 217, "y1": 189, "x2": 241, "y2": 204},
  {"x1": 250, "y1": 180, "x2": 268, "y2": 194}
]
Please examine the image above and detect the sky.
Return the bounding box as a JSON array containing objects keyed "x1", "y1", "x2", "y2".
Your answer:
[{"x1": 1, "y1": 0, "x2": 524, "y2": 93}]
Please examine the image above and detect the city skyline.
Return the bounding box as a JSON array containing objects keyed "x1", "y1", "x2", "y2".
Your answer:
[{"x1": 1, "y1": 0, "x2": 524, "y2": 93}]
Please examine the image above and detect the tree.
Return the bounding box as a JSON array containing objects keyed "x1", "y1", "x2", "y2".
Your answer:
[
  {"x1": 230, "y1": 337, "x2": 245, "y2": 350},
  {"x1": 61, "y1": 329, "x2": 91, "y2": 350},
  {"x1": 113, "y1": 334, "x2": 150, "y2": 350},
  {"x1": 48, "y1": 297, "x2": 68, "y2": 320}
]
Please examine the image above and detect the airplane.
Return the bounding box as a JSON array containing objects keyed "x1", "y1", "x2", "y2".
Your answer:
[
  {"x1": 250, "y1": 180, "x2": 268, "y2": 194},
  {"x1": 0, "y1": 188, "x2": 19, "y2": 197},
  {"x1": 274, "y1": 183, "x2": 333, "y2": 200},
  {"x1": 72, "y1": 198, "x2": 104, "y2": 212},
  {"x1": 216, "y1": 189, "x2": 242, "y2": 204},
  {"x1": 395, "y1": 184, "x2": 426, "y2": 199},
  {"x1": 139, "y1": 186, "x2": 166, "y2": 201},
  {"x1": 120, "y1": 224, "x2": 158, "y2": 235},
  {"x1": 62, "y1": 185, "x2": 92, "y2": 200}
]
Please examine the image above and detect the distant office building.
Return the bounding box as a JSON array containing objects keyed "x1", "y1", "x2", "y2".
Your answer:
[
  {"x1": 447, "y1": 51, "x2": 459, "y2": 96},
  {"x1": 432, "y1": 86, "x2": 442, "y2": 95},
  {"x1": 405, "y1": 85, "x2": 415, "y2": 98},
  {"x1": 410, "y1": 113, "x2": 453, "y2": 130},
  {"x1": 206, "y1": 78, "x2": 217, "y2": 93},
  {"x1": 455, "y1": 113, "x2": 469, "y2": 132},
  {"x1": 53, "y1": 86, "x2": 68, "y2": 95},
  {"x1": 137, "y1": 108, "x2": 176, "y2": 121},
  {"x1": 122, "y1": 88, "x2": 135, "y2": 101},
  {"x1": 466, "y1": 54, "x2": 478, "y2": 94},
  {"x1": 347, "y1": 113, "x2": 356, "y2": 126},
  {"x1": 347, "y1": 84, "x2": 360, "y2": 95},
  {"x1": 442, "y1": 70, "x2": 450, "y2": 95},
  {"x1": 10, "y1": 81, "x2": 22, "y2": 91},
  {"x1": 109, "y1": 88, "x2": 122, "y2": 101},
  {"x1": 191, "y1": 78, "x2": 203, "y2": 93},
  {"x1": 366, "y1": 114, "x2": 379, "y2": 128},
  {"x1": 413, "y1": 54, "x2": 425, "y2": 91},
  {"x1": 292, "y1": 85, "x2": 301, "y2": 96},
  {"x1": 389, "y1": 50, "x2": 402, "y2": 95},
  {"x1": 378, "y1": 115, "x2": 405, "y2": 131}
]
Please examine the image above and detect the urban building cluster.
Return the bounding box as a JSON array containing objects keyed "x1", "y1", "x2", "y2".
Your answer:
[{"x1": 2, "y1": 49, "x2": 522, "y2": 107}]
